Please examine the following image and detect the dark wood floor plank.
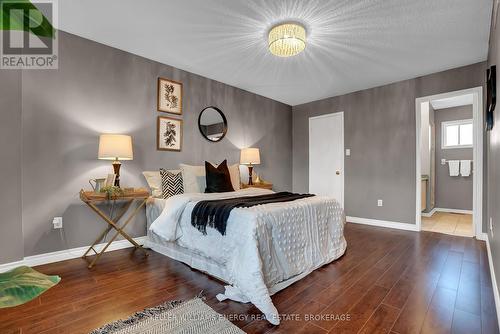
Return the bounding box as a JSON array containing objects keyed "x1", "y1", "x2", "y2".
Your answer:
[
  {"x1": 0, "y1": 223, "x2": 497, "y2": 334},
  {"x1": 381, "y1": 235, "x2": 439, "y2": 310},
  {"x1": 463, "y1": 237, "x2": 480, "y2": 264},
  {"x1": 455, "y1": 260, "x2": 481, "y2": 315},
  {"x1": 481, "y1": 284, "x2": 500, "y2": 334},
  {"x1": 358, "y1": 303, "x2": 400, "y2": 334},
  {"x1": 296, "y1": 322, "x2": 328, "y2": 333},
  {"x1": 310, "y1": 266, "x2": 388, "y2": 330},
  {"x1": 451, "y1": 309, "x2": 482, "y2": 334},
  {"x1": 437, "y1": 251, "x2": 464, "y2": 291},
  {"x1": 419, "y1": 286, "x2": 457, "y2": 333},
  {"x1": 331, "y1": 285, "x2": 390, "y2": 333},
  {"x1": 390, "y1": 244, "x2": 451, "y2": 334}
]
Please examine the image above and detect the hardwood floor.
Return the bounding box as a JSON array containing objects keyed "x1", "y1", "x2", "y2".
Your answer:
[{"x1": 1, "y1": 223, "x2": 498, "y2": 334}]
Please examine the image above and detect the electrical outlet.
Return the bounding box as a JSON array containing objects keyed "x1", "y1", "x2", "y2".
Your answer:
[
  {"x1": 377, "y1": 199, "x2": 383, "y2": 207},
  {"x1": 490, "y1": 217, "x2": 494, "y2": 237},
  {"x1": 52, "y1": 217, "x2": 63, "y2": 229},
  {"x1": 345, "y1": 149, "x2": 351, "y2": 156}
]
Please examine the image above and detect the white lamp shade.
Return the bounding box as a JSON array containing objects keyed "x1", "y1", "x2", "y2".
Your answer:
[
  {"x1": 98, "y1": 134, "x2": 133, "y2": 160},
  {"x1": 240, "y1": 148, "x2": 261, "y2": 165}
]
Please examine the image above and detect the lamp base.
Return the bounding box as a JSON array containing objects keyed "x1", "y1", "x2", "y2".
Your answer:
[
  {"x1": 248, "y1": 165, "x2": 254, "y2": 186},
  {"x1": 112, "y1": 160, "x2": 121, "y2": 187}
]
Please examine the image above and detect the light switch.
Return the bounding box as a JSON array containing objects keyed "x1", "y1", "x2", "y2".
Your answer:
[{"x1": 346, "y1": 149, "x2": 351, "y2": 156}]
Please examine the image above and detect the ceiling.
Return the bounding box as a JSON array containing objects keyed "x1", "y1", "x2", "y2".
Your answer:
[
  {"x1": 431, "y1": 94, "x2": 473, "y2": 110},
  {"x1": 58, "y1": 0, "x2": 493, "y2": 106}
]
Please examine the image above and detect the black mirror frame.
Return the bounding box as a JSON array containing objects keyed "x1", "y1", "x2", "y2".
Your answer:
[{"x1": 198, "y1": 106, "x2": 228, "y2": 142}]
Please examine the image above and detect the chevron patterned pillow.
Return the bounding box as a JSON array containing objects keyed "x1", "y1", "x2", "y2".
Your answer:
[{"x1": 160, "y1": 169, "x2": 184, "y2": 199}]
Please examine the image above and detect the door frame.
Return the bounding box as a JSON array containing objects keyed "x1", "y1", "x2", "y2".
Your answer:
[
  {"x1": 309, "y1": 111, "x2": 345, "y2": 207},
  {"x1": 415, "y1": 87, "x2": 484, "y2": 238}
]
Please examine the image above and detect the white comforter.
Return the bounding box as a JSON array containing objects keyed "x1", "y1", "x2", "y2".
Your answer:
[{"x1": 149, "y1": 188, "x2": 346, "y2": 325}]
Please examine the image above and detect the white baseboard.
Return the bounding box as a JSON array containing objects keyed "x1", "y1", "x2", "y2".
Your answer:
[
  {"x1": 0, "y1": 260, "x2": 25, "y2": 274},
  {"x1": 0, "y1": 236, "x2": 147, "y2": 273},
  {"x1": 423, "y1": 208, "x2": 473, "y2": 217},
  {"x1": 347, "y1": 216, "x2": 419, "y2": 232},
  {"x1": 485, "y1": 235, "x2": 500, "y2": 329},
  {"x1": 421, "y1": 210, "x2": 435, "y2": 218}
]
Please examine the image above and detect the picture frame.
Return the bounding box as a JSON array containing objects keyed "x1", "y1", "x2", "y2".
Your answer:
[
  {"x1": 157, "y1": 77, "x2": 183, "y2": 115},
  {"x1": 105, "y1": 174, "x2": 116, "y2": 187},
  {"x1": 157, "y1": 116, "x2": 183, "y2": 151}
]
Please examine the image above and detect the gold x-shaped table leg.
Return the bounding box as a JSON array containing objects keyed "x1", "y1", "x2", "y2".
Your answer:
[{"x1": 82, "y1": 198, "x2": 148, "y2": 268}]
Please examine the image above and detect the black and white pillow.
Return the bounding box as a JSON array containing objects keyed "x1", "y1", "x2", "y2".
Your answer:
[{"x1": 160, "y1": 169, "x2": 184, "y2": 199}]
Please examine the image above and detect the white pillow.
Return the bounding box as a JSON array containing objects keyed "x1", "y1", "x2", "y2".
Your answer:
[
  {"x1": 179, "y1": 162, "x2": 241, "y2": 193},
  {"x1": 143, "y1": 170, "x2": 181, "y2": 198},
  {"x1": 228, "y1": 164, "x2": 241, "y2": 190},
  {"x1": 179, "y1": 164, "x2": 206, "y2": 193}
]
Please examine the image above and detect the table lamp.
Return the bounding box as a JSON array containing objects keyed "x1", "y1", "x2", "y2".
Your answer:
[
  {"x1": 240, "y1": 148, "x2": 260, "y2": 185},
  {"x1": 98, "y1": 134, "x2": 133, "y2": 187}
]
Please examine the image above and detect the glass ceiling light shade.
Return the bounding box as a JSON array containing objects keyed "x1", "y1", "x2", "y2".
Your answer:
[{"x1": 268, "y1": 23, "x2": 306, "y2": 57}]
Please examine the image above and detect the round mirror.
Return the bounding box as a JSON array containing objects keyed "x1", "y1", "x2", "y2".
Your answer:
[{"x1": 198, "y1": 106, "x2": 227, "y2": 142}]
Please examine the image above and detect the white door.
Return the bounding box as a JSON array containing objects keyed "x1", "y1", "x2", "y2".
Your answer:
[{"x1": 309, "y1": 112, "x2": 344, "y2": 206}]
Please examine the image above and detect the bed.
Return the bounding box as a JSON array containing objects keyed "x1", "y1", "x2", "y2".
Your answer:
[{"x1": 144, "y1": 187, "x2": 346, "y2": 325}]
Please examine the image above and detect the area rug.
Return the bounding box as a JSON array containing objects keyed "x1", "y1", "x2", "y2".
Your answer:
[
  {"x1": 0, "y1": 266, "x2": 61, "y2": 308},
  {"x1": 90, "y1": 297, "x2": 246, "y2": 334}
]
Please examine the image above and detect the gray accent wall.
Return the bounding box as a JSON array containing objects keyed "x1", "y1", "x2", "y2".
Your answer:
[
  {"x1": 293, "y1": 62, "x2": 486, "y2": 225},
  {"x1": 434, "y1": 105, "x2": 473, "y2": 211},
  {"x1": 487, "y1": 2, "x2": 500, "y2": 307},
  {"x1": 0, "y1": 70, "x2": 24, "y2": 263},
  {"x1": 17, "y1": 32, "x2": 292, "y2": 257}
]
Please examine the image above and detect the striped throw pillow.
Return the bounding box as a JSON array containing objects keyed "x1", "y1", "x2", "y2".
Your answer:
[{"x1": 160, "y1": 169, "x2": 184, "y2": 199}]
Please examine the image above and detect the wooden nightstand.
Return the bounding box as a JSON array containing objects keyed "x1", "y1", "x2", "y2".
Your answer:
[
  {"x1": 241, "y1": 182, "x2": 273, "y2": 190},
  {"x1": 79, "y1": 188, "x2": 150, "y2": 268}
]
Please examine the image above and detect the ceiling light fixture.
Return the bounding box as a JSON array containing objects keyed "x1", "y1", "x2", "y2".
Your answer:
[{"x1": 268, "y1": 22, "x2": 306, "y2": 57}]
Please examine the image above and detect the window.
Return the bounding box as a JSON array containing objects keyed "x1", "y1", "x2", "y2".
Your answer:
[{"x1": 441, "y1": 119, "x2": 473, "y2": 149}]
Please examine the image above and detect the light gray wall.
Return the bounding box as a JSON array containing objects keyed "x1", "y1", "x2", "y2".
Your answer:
[
  {"x1": 293, "y1": 62, "x2": 486, "y2": 225},
  {"x1": 434, "y1": 105, "x2": 473, "y2": 210},
  {"x1": 19, "y1": 32, "x2": 292, "y2": 257},
  {"x1": 487, "y1": 2, "x2": 500, "y2": 305},
  {"x1": 0, "y1": 70, "x2": 24, "y2": 263}
]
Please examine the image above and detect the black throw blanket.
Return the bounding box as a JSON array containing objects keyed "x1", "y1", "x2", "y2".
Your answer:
[{"x1": 191, "y1": 192, "x2": 315, "y2": 235}]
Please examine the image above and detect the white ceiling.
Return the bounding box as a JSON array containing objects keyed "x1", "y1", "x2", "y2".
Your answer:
[
  {"x1": 58, "y1": 0, "x2": 493, "y2": 106},
  {"x1": 431, "y1": 94, "x2": 474, "y2": 110}
]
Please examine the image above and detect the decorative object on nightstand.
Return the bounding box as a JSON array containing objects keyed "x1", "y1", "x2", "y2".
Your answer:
[
  {"x1": 240, "y1": 147, "x2": 260, "y2": 186},
  {"x1": 79, "y1": 187, "x2": 149, "y2": 268},
  {"x1": 98, "y1": 134, "x2": 133, "y2": 187},
  {"x1": 89, "y1": 177, "x2": 106, "y2": 193}
]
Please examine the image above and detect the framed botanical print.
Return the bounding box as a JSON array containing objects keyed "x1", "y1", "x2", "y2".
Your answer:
[
  {"x1": 157, "y1": 77, "x2": 182, "y2": 115},
  {"x1": 157, "y1": 116, "x2": 182, "y2": 151}
]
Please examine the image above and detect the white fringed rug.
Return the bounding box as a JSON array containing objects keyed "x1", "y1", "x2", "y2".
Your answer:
[{"x1": 89, "y1": 298, "x2": 245, "y2": 334}]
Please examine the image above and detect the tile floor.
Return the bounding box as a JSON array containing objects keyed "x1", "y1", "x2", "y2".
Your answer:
[{"x1": 421, "y1": 211, "x2": 473, "y2": 237}]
